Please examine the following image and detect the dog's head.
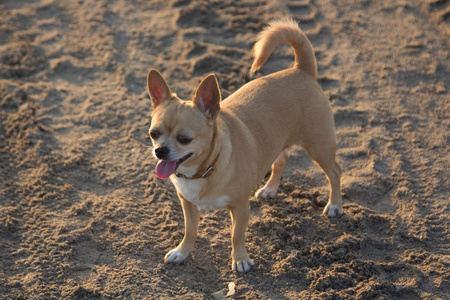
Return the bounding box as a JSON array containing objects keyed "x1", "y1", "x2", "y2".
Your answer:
[{"x1": 147, "y1": 69, "x2": 221, "y2": 179}]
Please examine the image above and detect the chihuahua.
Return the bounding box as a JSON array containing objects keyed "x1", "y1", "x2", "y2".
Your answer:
[{"x1": 147, "y1": 19, "x2": 342, "y2": 273}]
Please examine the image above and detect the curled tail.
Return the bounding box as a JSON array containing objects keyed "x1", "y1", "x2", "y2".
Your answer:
[{"x1": 250, "y1": 19, "x2": 317, "y2": 78}]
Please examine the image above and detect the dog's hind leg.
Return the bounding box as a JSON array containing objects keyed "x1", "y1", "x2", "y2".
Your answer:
[
  {"x1": 255, "y1": 148, "x2": 289, "y2": 199},
  {"x1": 306, "y1": 144, "x2": 343, "y2": 217}
]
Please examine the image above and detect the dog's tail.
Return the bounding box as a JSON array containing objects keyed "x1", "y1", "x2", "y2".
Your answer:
[{"x1": 249, "y1": 19, "x2": 317, "y2": 78}]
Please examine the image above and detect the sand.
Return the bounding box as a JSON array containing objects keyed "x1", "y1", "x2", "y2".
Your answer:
[{"x1": 0, "y1": 0, "x2": 449, "y2": 299}]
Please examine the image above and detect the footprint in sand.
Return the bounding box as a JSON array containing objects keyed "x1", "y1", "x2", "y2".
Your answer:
[
  {"x1": 427, "y1": 0, "x2": 450, "y2": 25},
  {"x1": 317, "y1": 76, "x2": 341, "y2": 96},
  {"x1": 0, "y1": 44, "x2": 46, "y2": 79},
  {"x1": 176, "y1": 3, "x2": 224, "y2": 29},
  {"x1": 287, "y1": 0, "x2": 322, "y2": 31},
  {"x1": 183, "y1": 41, "x2": 208, "y2": 59},
  {"x1": 172, "y1": 0, "x2": 191, "y2": 8},
  {"x1": 333, "y1": 107, "x2": 367, "y2": 128}
]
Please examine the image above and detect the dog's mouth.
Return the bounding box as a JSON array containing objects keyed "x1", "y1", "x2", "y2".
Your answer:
[{"x1": 155, "y1": 153, "x2": 193, "y2": 179}]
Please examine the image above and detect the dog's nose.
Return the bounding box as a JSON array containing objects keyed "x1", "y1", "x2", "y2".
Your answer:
[{"x1": 154, "y1": 147, "x2": 169, "y2": 159}]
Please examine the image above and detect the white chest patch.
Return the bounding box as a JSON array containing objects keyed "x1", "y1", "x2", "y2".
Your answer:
[
  {"x1": 171, "y1": 177, "x2": 230, "y2": 210},
  {"x1": 193, "y1": 195, "x2": 231, "y2": 211}
]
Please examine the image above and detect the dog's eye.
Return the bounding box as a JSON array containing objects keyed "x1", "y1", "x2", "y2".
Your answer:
[
  {"x1": 150, "y1": 130, "x2": 161, "y2": 140},
  {"x1": 177, "y1": 135, "x2": 192, "y2": 145}
]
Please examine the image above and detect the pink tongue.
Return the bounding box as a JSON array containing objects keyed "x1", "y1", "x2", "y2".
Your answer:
[{"x1": 155, "y1": 160, "x2": 178, "y2": 179}]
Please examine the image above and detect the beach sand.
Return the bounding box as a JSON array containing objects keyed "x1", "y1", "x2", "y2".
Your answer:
[{"x1": 0, "y1": 0, "x2": 449, "y2": 298}]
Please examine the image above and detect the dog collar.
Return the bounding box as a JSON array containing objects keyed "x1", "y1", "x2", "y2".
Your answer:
[{"x1": 175, "y1": 151, "x2": 220, "y2": 180}]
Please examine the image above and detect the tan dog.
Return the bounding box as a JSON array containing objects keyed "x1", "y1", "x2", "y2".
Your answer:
[{"x1": 147, "y1": 19, "x2": 342, "y2": 273}]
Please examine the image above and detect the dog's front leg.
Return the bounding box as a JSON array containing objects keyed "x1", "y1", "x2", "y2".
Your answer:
[
  {"x1": 164, "y1": 193, "x2": 200, "y2": 264},
  {"x1": 230, "y1": 202, "x2": 254, "y2": 273}
]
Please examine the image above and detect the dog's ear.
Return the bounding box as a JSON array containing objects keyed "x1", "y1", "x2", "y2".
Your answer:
[
  {"x1": 193, "y1": 74, "x2": 221, "y2": 119},
  {"x1": 147, "y1": 69, "x2": 171, "y2": 108}
]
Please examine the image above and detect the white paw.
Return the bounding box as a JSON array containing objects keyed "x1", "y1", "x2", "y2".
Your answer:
[
  {"x1": 323, "y1": 203, "x2": 343, "y2": 218},
  {"x1": 255, "y1": 186, "x2": 277, "y2": 199},
  {"x1": 164, "y1": 248, "x2": 188, "y2": 264},
  {"x1": 232, "y1": 258, "x2": 254, "y2": 273}
]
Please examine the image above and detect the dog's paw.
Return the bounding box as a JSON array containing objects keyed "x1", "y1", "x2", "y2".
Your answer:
[
  {"x1": 232, "y1": 258, "x2": 254, "y2": 273},
  {"x1": 323, "y1": 203, "x2": 343, "y2": 218},
  {"x1": 164, "y1": 248, "x2": 188, "y2": 264},
  {"x1": 255, "y1": 186, "x2": 277, "y2": 199}
]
